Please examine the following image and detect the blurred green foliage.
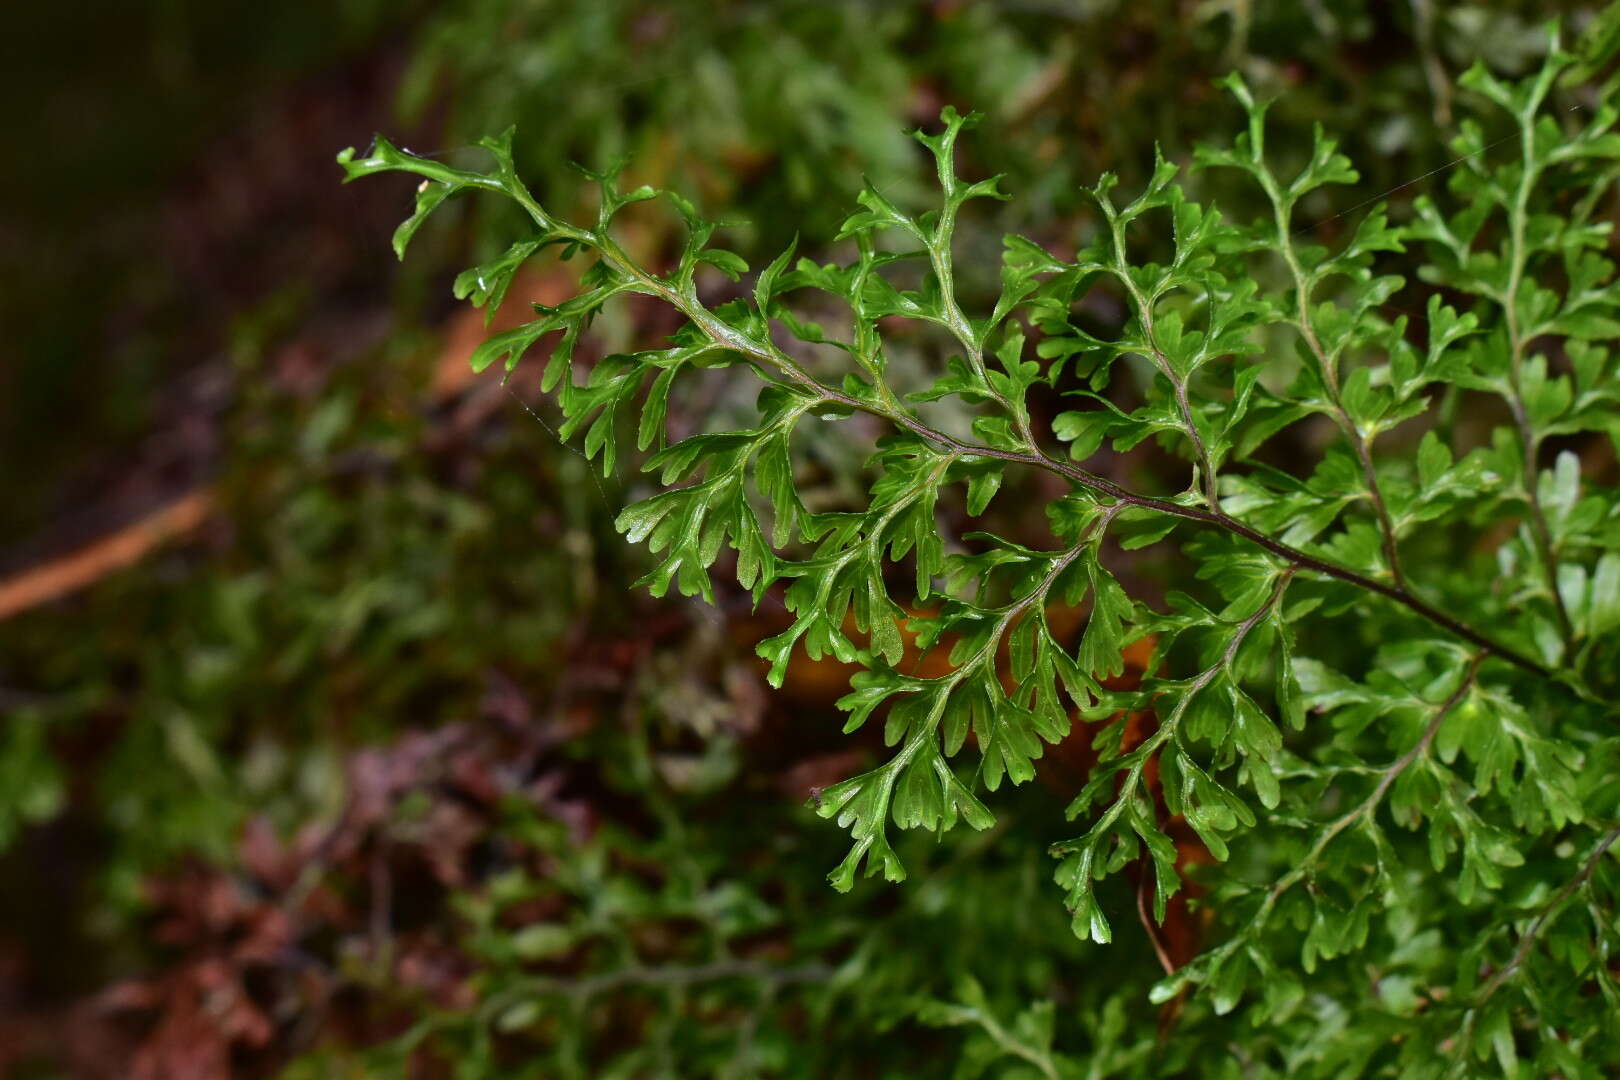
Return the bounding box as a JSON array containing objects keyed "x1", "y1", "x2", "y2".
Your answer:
[{"x1": 409, "y1": 0, "x2": 1594, "y2": 251}]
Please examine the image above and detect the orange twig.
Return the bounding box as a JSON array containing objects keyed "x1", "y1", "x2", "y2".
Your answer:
[{"x1": 0, "y1": 491, "x2": 212, "y2": 621}]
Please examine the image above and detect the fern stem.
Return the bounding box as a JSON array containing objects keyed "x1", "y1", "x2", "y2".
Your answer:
[
  {"x1": 869, "y1": 413, "x2": 1550, "y2": 679},
  {"x1": 1267, "y1": 194, "x2": 1410, "y2": 592},
  {"x1": 1091, "y1": 567, "x2": 1294, "y2": 844},
  {"x1": 1466, "y1": 822, "x2": 1620, "y2": 1010},
  {"x1": 1501, "y1": 131, "x2": 1577, "y2": 658},
  {"x1": 1258, "y1": 654, "x2": 1481, "y2": 924},
  {"x1": 1110, "y1": 261, "x2": 1221, "y2": 509},
  {"x1": 1180, "y1": 653, "x2": 1483, "y2": 989}
]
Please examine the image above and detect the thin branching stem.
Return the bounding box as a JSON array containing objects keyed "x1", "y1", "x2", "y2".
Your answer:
[
  {"x1": 1259, "y1": 656, "x2": 1481, "y2": 922},
  {"x1": 1266, "y1": 187, "x2": 1410, "y2": 592},
  {"x1": 1184, "y1": 654, "x2": 1483, "y2": 987},
  {"x1": 1109, "y1": 259, "x2": 1221, "y2": 509},
  {"x1": 1474, "y1": 824, "x2": 1620, "y2": 1005},
  {"x1": 1500, "y1": 128, "x2": 1576, "y2": 656},
  {"x1": 1062, "y1": 567, "x2": 1296, "y2": 865}
]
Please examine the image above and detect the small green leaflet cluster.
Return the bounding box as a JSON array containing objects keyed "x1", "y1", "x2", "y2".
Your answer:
[{"x1": 343, "y1": 29, "x2": 1620, "y2": 1070}]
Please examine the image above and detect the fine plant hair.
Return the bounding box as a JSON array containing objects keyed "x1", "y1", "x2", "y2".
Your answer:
[{"x1": 345, "y1": 30, "x2": 1620, "y2": 1073}]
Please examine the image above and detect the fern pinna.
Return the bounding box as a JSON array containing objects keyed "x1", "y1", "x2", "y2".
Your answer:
[{"x1": 345, "y1": 32, "x2": 1620, "y2": 1073}]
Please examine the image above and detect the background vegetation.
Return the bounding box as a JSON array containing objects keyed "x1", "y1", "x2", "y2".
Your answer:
[{"x1": 1, "y1": 1, "x2": 1615, "y2": 1076}]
